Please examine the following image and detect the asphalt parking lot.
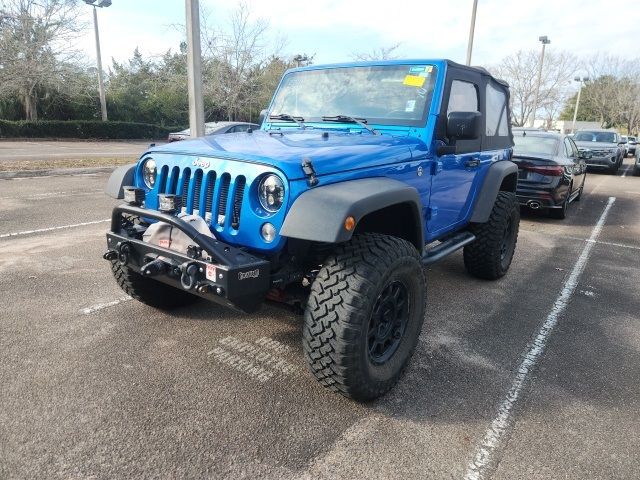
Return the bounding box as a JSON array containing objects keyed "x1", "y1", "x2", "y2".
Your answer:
[
  {"x1": 0, "y1": 161, "x2": 638, "y2": 479},
  {"x1": 0, "y1": 140, "x2": 158, "y2": 163}
]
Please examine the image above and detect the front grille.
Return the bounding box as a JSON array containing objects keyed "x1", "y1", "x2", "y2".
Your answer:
[
  {"x1": 156, "y1": 167, "x2": 247, "y2": 231},
  {"x1": 591, "y1": 149, "x2": 613, "y2": 157}
]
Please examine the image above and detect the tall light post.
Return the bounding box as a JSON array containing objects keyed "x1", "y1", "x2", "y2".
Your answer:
[
  {"x1": 466, "y1": 0, "x2": 479, "y2": 66},
  {"x1": 571, "y1": 76, "x2": 589, "y2": 133},
  {"x1": 530, "y1": 35, "x2": 551, "y2": 128},
  {"x1": 185, "y1": 0, "x2": 205, "y2": 138},
  {"x1": 84, "y1": 0, "x2": 111, "y2": 121}
]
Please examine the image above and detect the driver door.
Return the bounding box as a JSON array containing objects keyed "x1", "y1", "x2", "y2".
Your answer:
[{"x1": 428, "y1": 79, "x2": 481, "y2": 235}]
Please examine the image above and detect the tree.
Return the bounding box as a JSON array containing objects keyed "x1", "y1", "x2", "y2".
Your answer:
[
  {"x1": 106, "y1": 47, "x2": 191, "y2": 126},
  {"x1": 352, "y1": 43, "x2": 402, "y2": 61},
  {"x1": 201, "y1": 1, "x2": 282, "y2": 121},
  {"x1": 558, "y1": 55, "x2": 640, "y2": 133},
  {"x1": 0, "y1": 0, "x2": 86, "y2": 120},
  {"x1": 491, "y1": 50, "x2": 577, "y2": 127}
]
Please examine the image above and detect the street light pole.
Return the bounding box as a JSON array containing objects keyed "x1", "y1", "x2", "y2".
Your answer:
[
  {"x1": 84, "y1": 1, "x2": 111, "y2": 121},
  {"x1": 571, "y1": 76, "x2": 589, "y2": 133},
  {"x1": 185, "y1": 0, "x2": 205, "y2": 138},
  {"x1": 466, "y1": 0, "x2": 478, "y2": 66},
  {"x1": 92, "y1": 6, "x2": 108, "y2": 121},
  {"x1": 530, "y1": 35, "x2": 551, "y2": 128}
]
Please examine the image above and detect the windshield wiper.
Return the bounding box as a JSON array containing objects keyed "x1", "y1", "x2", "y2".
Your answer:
[
  {"x1": 269, "y1": 113, "x2": 307, "y2": 129},
  {"x1": 321, "y1": 115, "x2": 379, "y2": 135}
]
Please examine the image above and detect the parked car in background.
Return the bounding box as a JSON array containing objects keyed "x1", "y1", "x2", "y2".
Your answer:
[
  {"x1": 635, "y1": 148, "x2": 640, "y2": 175},
  {"x1": 620, "y1": 135, "x2": 629, "y2": 157},
  {"x1": 627, "y1": 135, "x2": 637, "y2": 156},
  {"x1": 572, "y1": 129, "x2": 624, "y2": 174},
  {"x1": 168, "y1": 121, "x2": 259, "y2": 142},
  {"x1": 513, "y1": 131, "x2": 587, "y2": 219}
]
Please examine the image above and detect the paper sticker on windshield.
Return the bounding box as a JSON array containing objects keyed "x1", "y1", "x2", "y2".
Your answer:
[
  {"x1": 403, "y1": 75, "x2": 426, "y2": 87},
  {"x1": 410, "y1": 66, "x2": 426, "y2": 73},
  {"x1": 405, "y1": 100, "x2": 416, "y2": 112}
]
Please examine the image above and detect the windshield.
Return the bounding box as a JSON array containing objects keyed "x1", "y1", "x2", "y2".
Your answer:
[
  {"x1": 574, "y1": 131, "x2": 617, "y2": 143},
  {"x1": 513, "y1": 135, "x2": 558, "y2": 156},
  {"x1": 269, "y1": 64, "x2": 438, "y2": 127}
]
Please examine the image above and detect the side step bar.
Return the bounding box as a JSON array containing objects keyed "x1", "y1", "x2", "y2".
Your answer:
[{"x1": 422, "y1": 232, "x2": 476, "y2": 265}]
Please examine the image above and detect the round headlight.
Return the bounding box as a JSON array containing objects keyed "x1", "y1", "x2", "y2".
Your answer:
[
  {"x1": 258, "y1": 174, "x2": 284, "y2": 212},
  {"x1": 142, "y1": 159, "x2": 157, "y2": 189}
]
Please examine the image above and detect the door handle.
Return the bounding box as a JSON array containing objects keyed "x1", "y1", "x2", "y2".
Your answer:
[{"x1": 465, "y1": 158, "x2": 481, "y2": 168}]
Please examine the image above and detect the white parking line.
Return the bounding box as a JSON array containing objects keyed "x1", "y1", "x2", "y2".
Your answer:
[
  {"x1": 464, "y1": 196, "x2": 616, "y2": 480},
  {"x1": 621, "y1": 165, "x2": 630, "y2": 177},
  {"x1": 0, "y1": 219, "x2": 109, "y2": 239},
  {"x1": 80, "y1": 296, "x2": 132, "y2": 314}
]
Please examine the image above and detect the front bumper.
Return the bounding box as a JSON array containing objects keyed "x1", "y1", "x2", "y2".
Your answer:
[
  {"x1": 105, "y1": 204, "x2": 270, "y2": 313},
  {"x1": 585, "y1": 154, "x2": 618, "y2": 169}
]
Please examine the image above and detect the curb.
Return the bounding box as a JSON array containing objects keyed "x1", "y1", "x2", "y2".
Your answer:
[{"x1": 0, "y1": 166, "x2": 117, "y2": 179}]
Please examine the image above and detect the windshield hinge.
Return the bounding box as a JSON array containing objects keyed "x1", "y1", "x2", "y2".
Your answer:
[{"x1": 301, "y1": 158, "x2": 319, "y2": 187}]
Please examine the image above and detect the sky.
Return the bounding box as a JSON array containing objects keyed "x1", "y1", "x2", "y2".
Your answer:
[{"x1": 78, "y1": 0, "x2": 640, "y2": 74}]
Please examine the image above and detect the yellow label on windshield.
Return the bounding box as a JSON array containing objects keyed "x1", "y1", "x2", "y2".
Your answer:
[{"x1": 403, "y1": 75, "x2": 426, "y2": 87}]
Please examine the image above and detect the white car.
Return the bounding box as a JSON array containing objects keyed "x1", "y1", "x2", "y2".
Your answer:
[{"x1": 168, "y1": 121, "x2": 259, "y2": 142}]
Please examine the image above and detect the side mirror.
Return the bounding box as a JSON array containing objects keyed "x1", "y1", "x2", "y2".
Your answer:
[
  {"x1": 258, "y1": 109, "x2": 267, "y2": 125},
  {"x1": 447, "y1": 111, "x2": 482, "y2": 140}
]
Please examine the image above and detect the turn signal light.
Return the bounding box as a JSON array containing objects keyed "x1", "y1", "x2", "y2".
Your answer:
[{"x1": 344, "y1": 216, "x2": 356, "y2": 231}]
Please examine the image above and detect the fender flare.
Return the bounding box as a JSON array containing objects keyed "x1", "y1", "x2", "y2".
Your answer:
[
  {"x1": 105, "y1": 163, "x2": 136, "y2": 199},
  {"x1": 280, "y1": 178, "x2": 424, "y2": 248},
  {"x1": 469, "y1": 160, "x2": 518, "y2": 223}
]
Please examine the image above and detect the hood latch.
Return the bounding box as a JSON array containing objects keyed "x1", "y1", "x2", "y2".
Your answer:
[{"x1": 301, "y1": 158, "x2": 319, "y2": 187}]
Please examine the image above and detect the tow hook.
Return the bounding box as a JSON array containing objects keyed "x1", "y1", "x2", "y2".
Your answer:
[
  {"x1": 116, "y1": 242, "x2": 132, "y2": 266},
  {"x1": 180, "y1": 262, "x2": 199, "y2": 290},
  {"x1": 104, "y1": 242, "x2": 132, "y2": 265},
  {"x1": 103, "y1": 250, "x2": 118, "y2": 261},
  {"x1": 140, "y1": 258, "x2": 167, "y2": 277}
]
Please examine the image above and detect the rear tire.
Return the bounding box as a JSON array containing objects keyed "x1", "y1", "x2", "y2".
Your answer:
[
  {"x1": 110, "y1": 260, "x2": 199, "y2": 310},
  {"x1": 574, "y1": 180, "x2": 584, "y2": 201},
  {"x1": 549, "y1": 185, "x2": 571, "y2": 219},
  {"x1": 303, "y1": 233, "x2": 426, "y2": 401},
  {"x1": 464, "y1": 191, "x2": 520, "y2": 280}
]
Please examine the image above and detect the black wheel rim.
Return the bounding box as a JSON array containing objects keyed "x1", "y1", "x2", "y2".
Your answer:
[
  {"x1": 368, "y1": 280, "x2": 409, "y2": 365},
  {"x1": 500, "y1": 215, "x2": 515, "y2": 263}
]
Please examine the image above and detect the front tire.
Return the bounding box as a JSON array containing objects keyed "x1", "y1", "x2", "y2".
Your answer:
[
  {"x1": 303, "y1": 233, "x2": 426, "y2": 401},
  {"x1": 110, "y1": 261, "x2": 199, "y2": 310},
  {"x1": 463, "y1": 191, "x2": 520, "y2": 280}
]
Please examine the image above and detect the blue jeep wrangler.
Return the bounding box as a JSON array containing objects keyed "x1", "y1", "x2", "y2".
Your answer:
[{"x1": 104, "y1": 59, "x2": 519, "y2": 400}]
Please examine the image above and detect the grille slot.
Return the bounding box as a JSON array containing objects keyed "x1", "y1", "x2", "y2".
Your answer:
[
  {"x1": 231, "y1": 176, "x2": 246, "y2": 229},
  {"x1": 217, "y1": 173, "x2": 231, "y2": 226},
  {"x1": 180, "y1": 168, "x2": 191, "y2": 213},
  {"x1": 192, "y1": 169, "x2": 203, "y2": 214},
  {"x1": 204, "y1": 171, "x2": 216, "y2": 223},
  {"x1": 157, "y1": 165, "x2": 169, "y2": 193},
  {"x1": 168, "y1": 166, "x2": 180, "y2": 194}
]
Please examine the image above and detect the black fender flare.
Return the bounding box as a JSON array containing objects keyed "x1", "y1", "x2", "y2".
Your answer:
[
  {"x1": 280, "y1": 178, "x2": 424, "y2": 248},
  {"x1": 105, "y1": 163, "x2": 136, "y2": 199},
  {"x1": 470, "y1": 160, "x2": 518, "y2": 223}
]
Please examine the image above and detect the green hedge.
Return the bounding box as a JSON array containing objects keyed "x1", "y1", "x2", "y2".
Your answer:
[{"x1": 0, "y1": 120, "x2": 182, "y2": 139}]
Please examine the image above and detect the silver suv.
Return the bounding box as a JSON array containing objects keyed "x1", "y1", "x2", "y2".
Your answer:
[{"x1": 573, "y1": 129, "x2": 624, "y2": 174}]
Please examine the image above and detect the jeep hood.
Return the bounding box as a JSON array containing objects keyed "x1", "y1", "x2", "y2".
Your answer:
[{"x1": 146, "y1": 130, "x2": 426, "y2": 180}]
